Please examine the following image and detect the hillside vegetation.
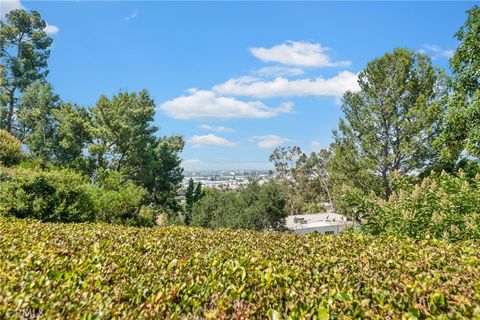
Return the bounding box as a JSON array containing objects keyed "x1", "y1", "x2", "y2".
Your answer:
[{"x1": 1, "y1": 217, "x2": 480, "y2": 319}]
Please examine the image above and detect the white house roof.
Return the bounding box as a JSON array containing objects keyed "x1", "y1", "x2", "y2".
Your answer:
[{"x1": 286, "y1": 212, "x2": 347, "y2": 228}]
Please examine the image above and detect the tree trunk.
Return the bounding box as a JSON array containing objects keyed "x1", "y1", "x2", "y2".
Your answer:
[
  {"x1": 382, "y1": 170, "x2": 391, "y2": 199},
  {"x1": 6, "y1": 89, "x2": 15, "y2": 133},
  {"x1": 319, "y1": 177, "x2": 336, "y2": 213}
]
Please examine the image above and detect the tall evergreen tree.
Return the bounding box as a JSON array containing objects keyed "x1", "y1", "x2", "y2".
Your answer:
[
  {"x1": 15, "y1": 82, "x2": 92, "y2": 169},
  {"x1": 0, "y1": 10, "x2": 52, "y2": 134},
  {"x1": 90, "y1": 90, "x2": 184, "y2": 211},
  {"x1": 17, "y1": 81, "x2": 59, "y2": 160},
  {"x1": 90, "y1": 90, "x2": 157, "y2": 173},
  {"x1": 51, "y1": 102, "x2": 92, "y2": 171},
  {"x1": 184, "y1": 178, "x2": 195, "y2": 225},
  {"x1": 193, "y1": 182, "x2": 204, "y2": 203},
  {"x1": 331, "y1": 48, "x2": 449, "y2": 199},
  {"x1": 149, "y1": 135, "x2": 184, "y2": 211},
  {"x1": 184, "y1": 178, "x2": 204, "y2": 225}
]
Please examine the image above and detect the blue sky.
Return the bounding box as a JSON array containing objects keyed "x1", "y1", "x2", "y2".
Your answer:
[{"x1": 1, "y1": 1, "x2": 475, "y2": 170}]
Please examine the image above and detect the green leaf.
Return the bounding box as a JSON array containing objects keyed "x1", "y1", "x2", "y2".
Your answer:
[{"x1": 268, "y1": 308, "x2": 281, "y2": 320}]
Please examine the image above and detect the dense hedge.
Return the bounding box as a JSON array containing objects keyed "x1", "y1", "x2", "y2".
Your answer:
[
  {"x1": 1, "y1": 217, "x2": 480, "y2": 319},
  {"x1": 0, "y1": 166, "x2": 96, "y2": 222},
  {"x1": 0, "y1": 166, "x2": 156, "y2": 226}
]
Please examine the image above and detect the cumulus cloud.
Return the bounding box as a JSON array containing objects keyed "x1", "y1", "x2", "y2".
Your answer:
[
  {"x1": 159, "y1": 41, "x2": 354, "y2": 119},
  {"x1": 44, "y1": 22, "x2": 59, "y2": 34},
  {"x1": 250, "y1": 41, "x2": 351, "y2": 68},
  {"x1": 188, "y1": 134, "x2": 236, "y2": 148},
  {"x1": 159, "y1": 89, "x2": 293, "y2": 119},
  {"x1": 199, "y1": 124, "x2": 235, "y2": 133},
  {"x1": 420, "y1": 44, "x2": 454, "y2": 59},
  {"x1": 1, "y1": 0, "x2": 59, "y2": 34},
  {"x1": 0, "y1": 0, "x2": 23, "y2": 20},
  {"x1": 213, "y1": 71, "x2": 359, "y2": 99},
  {"x1": 252, "y1": 135, "x2": 293, "y2": 149},
  {"x1": 254, "y1": 66, "x2": 305, "y2": 77}
]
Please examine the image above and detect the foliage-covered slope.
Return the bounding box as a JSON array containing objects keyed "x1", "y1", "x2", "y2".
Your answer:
[{"x1": 1, "y1": 217, "x2": 480, "y2": 319}]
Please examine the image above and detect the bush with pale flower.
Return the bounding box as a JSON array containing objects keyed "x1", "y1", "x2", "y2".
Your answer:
[{"x1": 343, "y1": 170, "x2": 480, "y2": 241}]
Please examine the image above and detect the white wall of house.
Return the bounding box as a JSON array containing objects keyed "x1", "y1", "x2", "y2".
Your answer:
[{"x1": 290, "y1": 222, "x2": 342, "y2": 235}]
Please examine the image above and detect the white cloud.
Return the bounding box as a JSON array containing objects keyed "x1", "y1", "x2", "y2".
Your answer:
[
  {"x1": 254, "y1": 66, "x2": 305, "y2": 77},
  {"x1": 250, "y1": 41, "x2": 351, "y2": 68},
  {"x1": 159, "y1": 89, "x2": 292, "y2": 119},
  {"x1": 1, "y1": 0, "x2": 59, "y2": 34},
  {"x1": 199, "y1": 124, "x2": 235, "y2": 133},
  {"x1": 44, "y1": 22, "x2": 59, "y2": 35},
  {"x1": 188, "y1": 134, "x2": 236, "y2": 148},
  {"x1": 124, "y1": 10, "x2": 139, "y2": 21},
  {"x1": 160, "y1": 41, "x2": 355, "y2": 119},
  {"x1": 421, "y1": 44, "x2": 454, "y2": 59},
  {"x1": 213, "y1": 71, "x2": 359, "y2": 99},
  {"x1": 0, "y1": 0, "x2": 23, "y2": 20},
  {"x1": 252, "y1": 135, "x2": 293, "y2": 149}
]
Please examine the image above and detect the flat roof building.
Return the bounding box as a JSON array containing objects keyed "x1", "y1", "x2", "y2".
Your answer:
[{"x1": 286, "y1": 212, "x2": 349, "y2": 235}]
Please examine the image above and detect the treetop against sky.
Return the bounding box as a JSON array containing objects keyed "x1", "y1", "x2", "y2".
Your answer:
[{"x1": 0, "y1": 0, "x2": 471, "y2": 170}]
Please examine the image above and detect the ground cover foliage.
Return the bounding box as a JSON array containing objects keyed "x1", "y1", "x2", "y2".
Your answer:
[{"x1": 1, "y1": 217, "x2": 480, "y2": 319}]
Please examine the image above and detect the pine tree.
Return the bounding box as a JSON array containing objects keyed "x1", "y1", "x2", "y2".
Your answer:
[{"x1": 184, "y1": 178, "x2": 195, "y2": 225}]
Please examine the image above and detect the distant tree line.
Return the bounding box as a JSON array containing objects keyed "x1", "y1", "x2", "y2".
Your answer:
[{"x1": 189, "y1": 180, "x2": 288, "y2": 231}]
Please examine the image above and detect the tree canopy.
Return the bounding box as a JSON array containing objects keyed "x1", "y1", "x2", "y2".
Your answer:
[
  {"x1": 270, "y1": 146, "x2": 334, "y2": 214},
  {"x1": 440, "y1": 6, "x2": 480, "y2": 161}
]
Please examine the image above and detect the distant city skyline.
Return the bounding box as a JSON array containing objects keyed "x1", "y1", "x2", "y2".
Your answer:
[{"x1": 1, "y1": 1, "x2": 470, "y2": 170}]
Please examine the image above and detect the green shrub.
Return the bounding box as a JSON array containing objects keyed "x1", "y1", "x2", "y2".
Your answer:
[
  {"x1": 1, "y1": 217, "x2": 480, "y2": 318},
  {"x1": 0, "y1": 129, "x2": 22, "y2": 166},
  {"x1": 0, "y1": 166, "x2": 96, "y2": 222},
  {"x1": 344, "y1": 170, "x2": 480, "y2": 240},
  {"x1": 0, "y1": 166, "x2": 156, "y2": 226},
  {"x1": 94, "y1": 170, "x2": 156, "y2": 226}
]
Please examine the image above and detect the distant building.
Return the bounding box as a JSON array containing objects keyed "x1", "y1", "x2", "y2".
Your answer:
[
  {"x1": 286, "y1": 212, "x2": 350, "y2": 235},
  {"x1": 181, "y1": 170, "x2": 272, "y2": 192}
]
